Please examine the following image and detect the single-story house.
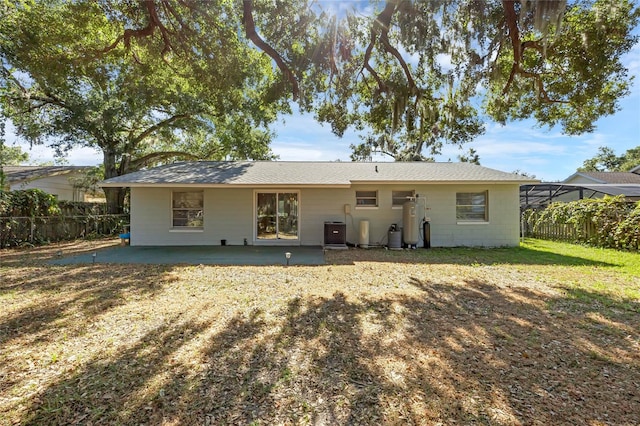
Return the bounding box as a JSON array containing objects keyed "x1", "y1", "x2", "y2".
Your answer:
[
  {"x1": 100, "y1": 161, "x2": 537, "y2": 247},
  {"x1": 563, "y1": 169, "x2": 640, "y2": 185},
  {"x1": 3, "y1": 165, "x2": 95, "y2": 201},
  {"x1": 521, "y1": 166, "x2": 640, "y2": 208}
]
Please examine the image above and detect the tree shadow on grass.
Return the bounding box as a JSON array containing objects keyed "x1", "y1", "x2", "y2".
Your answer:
[
  {"x1": 0, "y1": 264, "x2": 171, "y2": 347},
  {"x1": 0, "y1": 238, "x2": 120, "y2": 267},
  {"x1": 402, "y1": 278, "x2": 640, "y2": 423},
  {"x1": 548, "y1": 286, "x2": 640, "y2": 321},
  {"x1": 19, "y1": 314, "x2": 212, "y2": 425},
  {"x1": 13, "y1": 277, "x2": 640, "y2": 425}
]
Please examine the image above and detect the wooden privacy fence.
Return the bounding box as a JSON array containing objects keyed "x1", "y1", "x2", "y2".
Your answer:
[
  {"x1": 0, "y1": 214, "x2": 129, "y2": 248},
  {"x1": 521, "y1": 212, "x2": 597, "y2": 242}
]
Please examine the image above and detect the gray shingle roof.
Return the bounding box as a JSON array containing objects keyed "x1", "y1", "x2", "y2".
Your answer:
[
  {"x1": 4, "y1": 166, "x2": 88, "y2": 183},
  {"x1": 101, "y1": 161, "x2": 537, "y2": 187},
  {"x1": 566, "y1": 172, "x2": 640, "y2": 184}
]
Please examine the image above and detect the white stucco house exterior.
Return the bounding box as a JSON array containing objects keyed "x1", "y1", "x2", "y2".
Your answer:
[
  {"x1": 4, "y1": 166, "x2": 92, "y2": 201},
  {"x1": 100, "y1": 161, "x2": 537, "y2": 247}
]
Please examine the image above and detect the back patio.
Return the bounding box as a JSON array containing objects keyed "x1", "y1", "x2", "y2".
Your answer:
[{"x1": 49, "y1": 245, "x2": 325, "y2": 266}]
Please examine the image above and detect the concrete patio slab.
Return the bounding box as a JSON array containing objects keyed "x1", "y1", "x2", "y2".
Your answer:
[{"x1": 49, "y1": 245, "x2": 325, "y2": 266}]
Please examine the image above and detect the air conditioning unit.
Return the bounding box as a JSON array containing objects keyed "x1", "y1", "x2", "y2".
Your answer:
[{"x1": 324, "y1": 222, "x2": 346, "y2": 246}]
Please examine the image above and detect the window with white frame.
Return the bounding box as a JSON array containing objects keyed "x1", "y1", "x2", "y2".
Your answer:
[
  {"x1": 456, "y1": 191, "x2": 488, "y2": 222},
  {"x1": 355, "y1": 190, "x2": 378, "y2": 207},
  {"x1": 392, "y1": 190, "x2": 415, "y2": 207},
  {"x1": 172, "y1": 191, "x2": 204, "y2": 228}
]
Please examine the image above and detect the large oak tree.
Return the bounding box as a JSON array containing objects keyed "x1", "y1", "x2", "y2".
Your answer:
[
  {"x1": 1, "y1": 1, "x2": 281, "y2": 212},
  {"x1": 1, "y1": 0, "x2": 638, "y2": 209},
  {"x1": 84, "y1": 0, "x2": 638, "y2": 160},
  {"x1": 242, "y1": 0, "x2": 639, "y2": 160}
]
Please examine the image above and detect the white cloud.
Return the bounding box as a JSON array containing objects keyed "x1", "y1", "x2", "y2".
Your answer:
[
  {"x1": 473, "y1": 140, "x2": 568, "y2": 156},
  {"x1": 12, "y1": 141, "x2": 101, "y2": 166},
  {"x1": 435, "y1": 53, "x2": 453, "y2": 72},
  {"x1": 63, "y1": 147, "x2": 103, "y2": 166},
  {"x1": 271, "y1": 142, "x2": 339, "y2": 161},
  {"x1": 3, "y1": 121, "x2": 102, "y2": 166}
]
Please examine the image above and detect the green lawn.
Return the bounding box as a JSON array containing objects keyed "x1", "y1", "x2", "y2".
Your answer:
[{"x1": 1, "y1": 238, "x2": 638, "y2": 425}]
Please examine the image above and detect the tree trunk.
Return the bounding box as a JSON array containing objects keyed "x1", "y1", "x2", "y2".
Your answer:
[
  {"x1": 103, "y1": 146, "x2": 126, "y2": 214},
  {"x1": 104, "y1": 186, "x2": 126, "y2": 215}
]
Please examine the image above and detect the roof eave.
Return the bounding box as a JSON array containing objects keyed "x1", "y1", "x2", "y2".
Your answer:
[
  {"x1": 8, "y1": 167, "x2": 88, "y2": 183},
  {"x1": 352, "y1": 179, "x2": 538, "y2": 185},
  {"x1": 101, "y1": 179, "x2": 538, "y2": 188},
  {"x1": 100, "y1": 182, "x2": 353, "y2": 188},
  {"x1": 563, "y1": 172, "x2": 607, "y2": 184}
]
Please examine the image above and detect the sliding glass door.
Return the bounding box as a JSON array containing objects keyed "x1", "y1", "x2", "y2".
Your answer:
[{"x1": 256, "y1": 192, "x2": 299, "y2": 241}]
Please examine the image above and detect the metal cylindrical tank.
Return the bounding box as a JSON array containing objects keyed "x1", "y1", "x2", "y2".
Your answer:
[
  {"x1": 359, "y1": 220, "x2": 370, "y2": 248},
  {"x1": 403, "y1": 200, "x2": 420, "y2": 246},
  {"x1": 423, "y1": 221, "x2": 431, "y2": 249},
  {"x1": 388, "y1": 230, "x2": 402, "y2": 249}
]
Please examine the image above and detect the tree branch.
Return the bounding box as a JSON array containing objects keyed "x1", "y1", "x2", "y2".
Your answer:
[
  {"x1": 242, "y1": 0, "x2": 299, "y2": 101},
  {"x1": 362, "y1": 2, "x2": 395, "y2": 93},
  {"x1": 131, "y1": 113, "x2": 191, "y2": 146},
  {"x1": 128, "y1": 150, "x2": 200, "y2": 171},
  {"x1": 362, "y1": 27, "x2": 387, "y2": 93},
  {"x1": 4, "y1": 69, "x2": 68, "y2": 111},
  {"x1": 361, "y1": 1, "x2": 417, "y2": 94},
  {"x1": 376, "y1": 1, "x2": 417, "y2": 93},
  {"x1": 502, "y1": 0, "x2": 521, "y2": 95},
  {"x1": 100, "y1": 0, "x2": 174, "y2": 56},
  {"x1": 501, "y1": 1, "x2": 567, "y2": 104}
]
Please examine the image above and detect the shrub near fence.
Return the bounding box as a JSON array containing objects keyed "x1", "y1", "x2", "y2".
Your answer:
[
  {"x1": 523, "y1": 196, "x2": 640, "y2": 250},
  {"x1": 0, "y1": 189, "x2": 129, "y2": 248},
  {"x1": 0, "y1": 214, "x2": 129, "y2": 248}
]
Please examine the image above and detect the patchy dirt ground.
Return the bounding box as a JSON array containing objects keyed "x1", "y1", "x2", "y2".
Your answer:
[{"x1": 1, "y1": 239, "x2": 639, "y2": 425}]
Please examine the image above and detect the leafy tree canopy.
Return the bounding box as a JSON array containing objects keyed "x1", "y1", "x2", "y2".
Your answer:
[
  {"x1": 0, "y1": 117, "x2": 29, "y2": 187},
  {"x1": 203, "y1": 0, "x2": 640, "y2": 161},
  {"x1": 0, "y1": 143, "x2": 29, "y2": 166},
  {"x1": 1, "y1": 0, "x2": 638, "y2": 206},
  {"x1": 579, "y1": 146, "x2": 640, "y2": 172},
  {"x1": 66, "y1": 0, "x2": 638, "y2": 161},
  {"x1": 0, "y1": 0, "x2": 283, "y2": 212}
]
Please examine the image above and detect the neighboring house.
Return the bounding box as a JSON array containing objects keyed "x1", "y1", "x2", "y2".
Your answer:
[
  {"x1": 3, "y1": 166, "x2": 91, "y2": 201},
  {"x1": 101, "y1": 161, "x2": 536, "y2": 247},
  {"x1": 520, "y1": 166, "x2": 640, "y2": 208},
  {"x1": 563, "y1": 170, "x2": 640, "y2": 185}
]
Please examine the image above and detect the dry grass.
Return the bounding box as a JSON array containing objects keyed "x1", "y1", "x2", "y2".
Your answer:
[{"x1": 1, "y1": 239, "x2": 639, "y2": 425}]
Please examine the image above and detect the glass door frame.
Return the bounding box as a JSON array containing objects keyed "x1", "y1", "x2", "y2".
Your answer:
[{"x1": 253, "y1": 190, "x2": 301, "y2": 245}]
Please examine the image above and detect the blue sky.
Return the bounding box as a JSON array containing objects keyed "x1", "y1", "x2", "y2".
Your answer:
[
  {"x1": 5, "y1": 18, "x2": 640, "y2": 183},
  {"x1": 269, "y1": 40, "x2": 640, "y2": 182}
]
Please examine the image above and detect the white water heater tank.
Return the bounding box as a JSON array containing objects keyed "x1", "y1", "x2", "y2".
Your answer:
[
  {"x1": 359, "y1": 220, "x2": 370, "y2": 248},
  {"x1": 403, "y1": 200, "x2": 420, "y2": 245}
]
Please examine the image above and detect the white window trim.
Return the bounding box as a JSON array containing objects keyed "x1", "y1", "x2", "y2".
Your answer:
[
  {"x1": 253, "y1": 190, "x2": 301, "y2": 243},
  {"x1": 171, "y1": 190, "x2": 204, "y2": 230},
  {"x1": 455, "y1": 190, "x2": 488, "y2": 224},
  {"x1": 355, "y1": 190, "x2": 379, "y2": 209}
]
